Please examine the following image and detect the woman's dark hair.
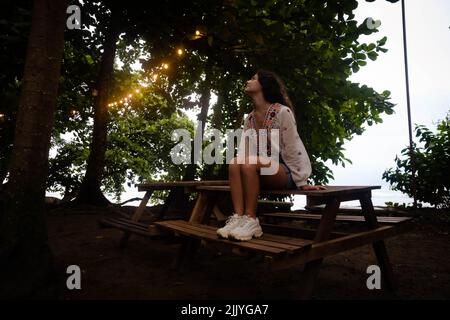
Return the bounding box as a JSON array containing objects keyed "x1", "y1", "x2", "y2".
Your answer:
[{"x1": 257, "y1": 69, "x2": 294, "y2": 112}]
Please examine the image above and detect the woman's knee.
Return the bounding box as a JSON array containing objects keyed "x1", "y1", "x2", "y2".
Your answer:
[
  {"x1": 240, "y1": 162, "x2": 259, "y2": 175},
  {"x1": 228, "y1": 158, "x2": 241, "y2": 177}
]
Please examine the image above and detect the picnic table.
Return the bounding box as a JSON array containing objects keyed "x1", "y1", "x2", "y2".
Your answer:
[{"x1": 154, "y1": 185, "x2": 413, "y2": 299}]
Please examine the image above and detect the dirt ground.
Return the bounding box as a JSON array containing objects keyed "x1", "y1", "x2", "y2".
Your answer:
[{"x1": 41, "y1": 205, "x2": 450, "y2": 300}]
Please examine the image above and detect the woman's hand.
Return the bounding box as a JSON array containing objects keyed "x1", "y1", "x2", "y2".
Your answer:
[{"x1": 300, "y1": 185, "x2": 327, "y2": 191}]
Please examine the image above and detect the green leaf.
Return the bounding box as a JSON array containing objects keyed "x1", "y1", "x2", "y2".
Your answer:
[
  {"x1": 367, "y1": 51, "x2": 378, "y2": 61},
  {"x1": 378, "y1": 36, "x2": 387, "y2": 46},
  {"x1": 85, "y1": 54, "x2": 94, "y2": 65},
  {"x1": 352, "y1": 63, "x2": 360, "y2": 73}
]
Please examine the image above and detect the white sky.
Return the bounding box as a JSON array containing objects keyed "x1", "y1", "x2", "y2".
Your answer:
[{"x1": 322, "y1": 0, "x2": 450, "y2": 206}]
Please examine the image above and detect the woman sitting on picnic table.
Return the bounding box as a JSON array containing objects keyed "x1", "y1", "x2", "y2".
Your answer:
[{"x1": 217, "y1": 70, "x2": 325, "y2": 241}]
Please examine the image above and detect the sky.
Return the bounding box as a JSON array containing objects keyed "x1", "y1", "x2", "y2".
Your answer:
[
  {"x1": 321, "y1": 0, "x2": 450, "y2": 207},
  {"x1": 47, "y1": 0, "x2": 450, "y2": 208}
]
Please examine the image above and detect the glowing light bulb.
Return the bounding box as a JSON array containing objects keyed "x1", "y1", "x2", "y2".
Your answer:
[
  {"x1": 195, "y1": 30, "x2": 200, "y2": 36},
  {"x1": 162, "y1": 63, "x2": 169, "y2": 70},
  {"x1": 152, "y1": 74, "x2": 158, "y2": 80},
  {"x1": 128, "y1": 94, "x2": 132, "y2": 98},
  {"x1": 177, "y1": 48, "x2": 183, "y2": 56},
  {"x1": 135, "y1": 89, "x2": 140, "y2": 93}
]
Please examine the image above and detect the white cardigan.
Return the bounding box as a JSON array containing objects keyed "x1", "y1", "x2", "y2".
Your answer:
[{"x1": 237, "y1": 103, "x2": 312, "y2": 188}]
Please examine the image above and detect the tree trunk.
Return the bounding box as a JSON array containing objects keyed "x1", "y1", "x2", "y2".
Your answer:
[
  {"x1": 168, "y1": 76, "x2": 211, "y2": 212},
  {"x1": 184, "y1": 77, "x2": 211, "y2": 180},
  {"x1": 76, "y1": 13, "x2": 120, "y2": 206},
  {"x1": 0, "y1": 0, "x2": 66, "y2": 298}
]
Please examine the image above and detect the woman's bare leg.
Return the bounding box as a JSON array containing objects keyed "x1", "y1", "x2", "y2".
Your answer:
[
  {"x1": 228, "y1": 157, "x2": 244, "y2": 215},
  {"x1": 240, "y1": 156, "x2": 288, "y2": 218},
  {"x1": 240, "y1": 162, "x2": 260, "y2": 218}
]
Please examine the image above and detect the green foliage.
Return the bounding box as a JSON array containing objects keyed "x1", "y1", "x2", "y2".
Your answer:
[
  {"x1": 383, "y1": 113, "x2": 450, "y2": 209},
  {"x1": 3, "y1": 0, "x2": 400, "y2": 201},
  {"x1": 135, "y1": 0, "x2": 396, "y2": 184}
]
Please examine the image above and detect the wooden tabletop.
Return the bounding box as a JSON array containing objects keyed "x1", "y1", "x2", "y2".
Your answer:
[
  {"x1": 137, "y1": 180, "x2": 229, "y2": 191},
  {"x1": 196, "y1": 185, "x2": 381, "y2": 197}
]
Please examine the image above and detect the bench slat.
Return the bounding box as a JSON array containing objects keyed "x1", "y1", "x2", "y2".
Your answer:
[
  {"x1": 99, "y1": 218, "x2": 158, "y2": 237},
  {"x1": 100, "y1": 218, "x2": 149, "y2": 231},
  {"x1": 155, "y1": 220, "x2": 312, "y2": 256},
  {"x1": 160, "y1": 220, "x2": 291, "y2": 254},
  {"x1": 167, "y1": 220, "x2": 310, "y2": 253},
  {"x1": 261, "y1": 212, "x2": 412, "y2": 224}
]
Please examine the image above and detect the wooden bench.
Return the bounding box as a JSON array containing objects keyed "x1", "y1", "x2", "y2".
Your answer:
[
  {"x1": 155, "y1": 185, "x2": 413, "y2": 299},
  {"x1": 98, "y1": 180, "x2": 228, "y2": 247},
  {"x1": 261, "y1": 212, "x2": 412, "y2": 224}
]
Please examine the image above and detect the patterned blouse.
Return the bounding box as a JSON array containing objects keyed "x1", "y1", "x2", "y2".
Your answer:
[{"x1": 237, "y1": 103, "x2": 312, "y2": 188}]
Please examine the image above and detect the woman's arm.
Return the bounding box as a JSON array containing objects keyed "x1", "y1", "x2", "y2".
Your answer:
[{"x1": 279, "y1": 107, "x2": 312, "y2": 187}]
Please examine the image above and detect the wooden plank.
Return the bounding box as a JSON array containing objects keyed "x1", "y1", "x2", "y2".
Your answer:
[
  {"x1": 178, "y1": 221, "x2": 313, "y2": 248},
  {"x1": 260, "y1": 223, "x2": 348, "y2": 240},
  {"x1": 100, "y1": 218, "x2": 162, "y2": 237},
  {"x1": 137, "y1": 180, "x2": 229, "y2": 191},
  {"x1": 306, "y1": 205, "x2": 409, "y2": 215},
  {"x1": 100, "y1": 218, "x2": 149, "y2": 231},
  {"x1": 189, "y1": 192, "x2": 209, "y2": 223},
  {"x1": 130, "y1": 190, "x2": 153, "y2": 222},
  {"x1": 155, "y1": 220, "x2": 286, "y2": 255},
  {"x1": 360, "y1": 194, "x2": 397, "y2": 291},
  {"x1": 196, "y1": 185, "x2": 381, "y2": 197},
  {"x1": 166, "y1": 220, "x2": 309, "y2": 254},
  {"x1": 261, "y1": 212, "x2": 412, "y2": 224}
]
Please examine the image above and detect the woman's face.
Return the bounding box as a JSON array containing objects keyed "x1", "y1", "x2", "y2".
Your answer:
[{"x1": 244, "y1": 74, "x2": 262, "y2": 95}]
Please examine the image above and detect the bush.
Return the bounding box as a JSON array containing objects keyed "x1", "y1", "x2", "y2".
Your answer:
[{"x1": 383, "y1": 113, "x2": 450, "y2": 209}]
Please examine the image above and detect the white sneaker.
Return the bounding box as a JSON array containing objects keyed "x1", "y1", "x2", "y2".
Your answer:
[
  {"x1": 229, "y1": 215, "x2": 263, "y2": 241},
  {"x1": 217, "y1": 214, "x2": 243, "y2": 239}
]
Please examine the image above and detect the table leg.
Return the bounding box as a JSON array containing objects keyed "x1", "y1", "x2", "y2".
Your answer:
[
  {"x1": 298, "y1": 197, "x2": 340, "y2": 299},
  {"x1": 360, "y1": 193, "x2": 397, "y2": 291},
  {"x1": 131, "y1": 190, "x2": 153, "y2": 222},
  {"x1": 120, "y1": 190, "x2": 153, "y2": 248},
  {"x1": 189, "y1": 192, "x2": 210, "y2": 223},
  {"x1": 153, "y1": 189, "x2": 176, "y2": 220}
]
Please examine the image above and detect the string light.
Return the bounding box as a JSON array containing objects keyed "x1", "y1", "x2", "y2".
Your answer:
[
  {"x1": 195, "y1": 30, "x2": 201, "y2": 36},
  {"x1": 107, "y1": 43, "x2": 195, "y2": 106},
  {"x1": 0, "y1": 113, "x2": 5, "y2": 121}
]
